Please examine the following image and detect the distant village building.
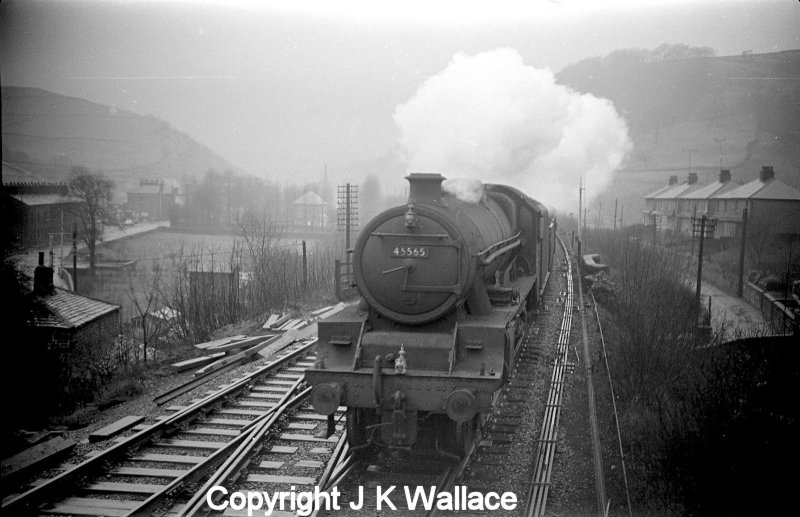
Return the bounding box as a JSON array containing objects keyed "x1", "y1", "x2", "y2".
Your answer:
[
  {"x1": 2, "y1": 162, "x2": 84, "y2": 248},
  {"x1": 292, "y1": 191, "x2": 328, "y2": 229},
  {"x1": 29, "y1": 252, "x2": 120, "y2": 351},
  {"x1": 643, "y1": 166, "x2": 800, "y2": 239},
  {"x1": 126, "y1": 179, "x2": 178, "y2": 220}
]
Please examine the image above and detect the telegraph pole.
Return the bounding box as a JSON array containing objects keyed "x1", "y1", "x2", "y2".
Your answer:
[
  {"x1": 346, "y1": 184, "x2": 351, "y2": 250},
  {"x1": 692, "y1": 214, "x2": 717, "y2": 308},
  {"x1": 597, "y1": 201, "x2": 602, "y2": 229},
  {"x1": 72, "y1": 223, "x2": 78, "y2": 293},
  {"x1": 336, "y1": 183, "x2": 359, "y2": 299},
  {"x1": 737, "y1": 208, "x2": 748, "y2": 297},
  {"x1": 302, "y1": 240, "x2": 308, "y2": 291},
  {"x1": 337, "y1": 183, "x2": 358, "y2": 252},
  {"x1": 613, "y1": 199, "x2": 618, "y2": 230},
  {"x1": 578, "y1": 178, "x2": 583, "y2": 243}
]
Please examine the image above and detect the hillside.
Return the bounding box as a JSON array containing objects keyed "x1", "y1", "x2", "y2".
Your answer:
[
  {"x1": 557, "y1": 47, "x2": 800, "y2": 225},
  {"x1": 1, "y1": 87, "x2": 245, "y2": 198}
]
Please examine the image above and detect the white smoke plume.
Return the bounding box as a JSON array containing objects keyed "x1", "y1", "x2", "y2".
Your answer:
[
  {"x1": 393, "y1": 48, "x2": 631, "y2": 211},
  {"x1": 442, "y1": 177, "x2": 484, "y2": 203}
]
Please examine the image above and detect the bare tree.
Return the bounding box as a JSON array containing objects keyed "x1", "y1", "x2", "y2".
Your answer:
[
  {"x1": 127, "y1": 266, "x2": 168, "y2": 363},
  {"x1": 68, "y1": 167, "x2": 113, "y2": 274}
]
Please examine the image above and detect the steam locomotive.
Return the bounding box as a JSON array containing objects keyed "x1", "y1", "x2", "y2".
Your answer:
[{"x1": 305, "y1": 173, "x2": 555, "y2": 455}]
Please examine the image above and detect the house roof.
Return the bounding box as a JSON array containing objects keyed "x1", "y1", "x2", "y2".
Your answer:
[
  {"x1": 33, "y1": 288, "x2": 119, "y2": 330},
  {"x1": 681, "y1": 180, "x2": 740, "y2": 200},
  {"x1": 293, "y1": 191, "x2": 327, "y2": 206},
  {"x1": 714, "y1": 178, "x2": 800, "y2": 201},
  {"x1": 644, "y1": 184, "x2": 673, "y2": 199},
  {"x1": 8, "y1": 193, "x2": 83, "y2": 206},
  {"x1": 653, "y1": 183, "x2": 694, "y2": 199}
]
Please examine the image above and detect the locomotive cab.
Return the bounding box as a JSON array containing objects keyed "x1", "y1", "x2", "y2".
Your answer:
[{"x1": 305, "y1": 173, "x2": 554, "y2": 454}]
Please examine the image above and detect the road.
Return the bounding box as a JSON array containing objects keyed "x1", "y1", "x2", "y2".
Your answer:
[{"x1": 700, "y1": 281, "x2": 771, "y2": 341}]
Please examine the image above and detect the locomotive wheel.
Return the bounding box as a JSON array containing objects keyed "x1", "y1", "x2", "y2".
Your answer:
[
  {"x1": 346, "y1": 408, "x2": 374, "y2": 447},
  {"x1": 455, "y1": 415, "x2": 479, "y2": 457},
  {"x1": 438, "y1": 415, "x2": 478, "y2": 457}
]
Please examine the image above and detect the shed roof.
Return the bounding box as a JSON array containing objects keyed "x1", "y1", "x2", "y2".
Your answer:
[
  {"x1": 1, "y1": 162, "x2": 62, "y2": 186},
  {"x1": 8, "y1": 193, "x2": 83, "y2": 206},
  {"x1": 714, "y1": 178, "x2": 800, "y2": 201},
  {"x1": 33, "y1": 288, "x2": 119, "y2": 329}
]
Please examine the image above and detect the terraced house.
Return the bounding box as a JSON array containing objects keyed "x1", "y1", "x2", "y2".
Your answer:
[{"x1": 643, "y1": 166, "x2": 800, "y2": 240}]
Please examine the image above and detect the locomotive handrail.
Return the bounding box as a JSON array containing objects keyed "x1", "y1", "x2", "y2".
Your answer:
[
  {"x1": 448, "y1": 323, "x2": 459, "y2": 375},
  {"x1": 478, "y1": 236, "x2": 523, "y2": 266},
  {"x1": 350, "y1": 320, "x2": 367, "y2": 370},
  {"x1": 371, "y1": 231, "x2": 450, "y2": 239},
  {"x1": 476, "y1": 231, "x2": 522, "y2": 258}
]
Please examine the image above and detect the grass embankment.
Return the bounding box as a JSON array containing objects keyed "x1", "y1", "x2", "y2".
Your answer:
[{"x1": 585, "y1": 229, "x2": 797, "y2": 515}]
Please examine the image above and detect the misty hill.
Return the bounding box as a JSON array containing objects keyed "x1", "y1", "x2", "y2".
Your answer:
[
  {"x1": 556, "y1": 46, "x2": 800, "y2": 224},
  {"x1": 1, "y1": 87, "x2": 245, "y2": 196}
]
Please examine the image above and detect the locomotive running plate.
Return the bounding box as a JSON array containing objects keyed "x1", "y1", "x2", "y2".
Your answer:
[{"x1": 391, "y1": 246, "x2": 430, "y2": 258}]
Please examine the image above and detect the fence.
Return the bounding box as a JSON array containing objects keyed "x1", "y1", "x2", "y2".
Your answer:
[{"x1": 743, "y1": 282, "x2": 798, "y2": 335}]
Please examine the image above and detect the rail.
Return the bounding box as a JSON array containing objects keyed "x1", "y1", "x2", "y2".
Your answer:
[
  {"x1": 2, "y1": 338, "x2": 318, "y2": 515},
  {"x1": 575, "y1": 253, "x2": 607, "y2": 516},
  {"x1": 524, "y1": 234, "x2": 574, "y2": 517},
  {"x1": 179, "y1": 385, "x2": 312, "y2": 516},
  {"x1": 591, "y1": 291, "x2": 633, "y2": 517}
]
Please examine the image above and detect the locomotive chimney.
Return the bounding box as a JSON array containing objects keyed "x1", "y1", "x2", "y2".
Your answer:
[{"x1": 406, "y1": 173, "x2": 445, "y2": 206}]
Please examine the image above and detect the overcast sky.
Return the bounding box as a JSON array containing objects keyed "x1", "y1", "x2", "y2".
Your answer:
[{"x1": 2, "y1": 0, "x2": 798, "y2": 186}]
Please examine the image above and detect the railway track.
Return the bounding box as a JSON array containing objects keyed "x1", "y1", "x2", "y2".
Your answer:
[
  {"x1": 524, "y1": 236, "x2": 576, "y2": 516},
  {"x1": 179, "y1": 395, "x2": 349, "y2": 517},
  {"x1": 1, "y1": 338, "x2": 319, "y2": 517}
]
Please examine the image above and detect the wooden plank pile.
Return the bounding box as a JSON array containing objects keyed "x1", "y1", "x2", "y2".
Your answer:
[
  {"x1": 1, "y1": 436, "x2": 76, "y2": 485},
  {"x1": 88, "y1": 416, "x2": 144, "y2": 443},
  {"x1": 169, "y1": 334, "x2": 275, "y2": 376},
  {"x1": 160, "y1": 303, "x2": 347, "y2": 405}
]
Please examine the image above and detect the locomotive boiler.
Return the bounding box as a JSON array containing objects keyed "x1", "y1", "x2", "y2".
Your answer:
[{"x1": 305, "y1": 173, "x2": 555, "y2": 455}]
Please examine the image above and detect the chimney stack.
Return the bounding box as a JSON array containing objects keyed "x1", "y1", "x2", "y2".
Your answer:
[
  {"x1": 759, "y1": 165, "x2": 774, "y2": 182},
  {"x1": 719, "y1": 169, "x2": 731, "y2": 183},
  {"x1": 34, "y1": 251, "x2": 54, "y2": 295},
  {"x1": 406, "y1": 173, "x2": 445, "y2": 206},
  {"x1": 668, "y1": 175, "x2": 678, "y2": 186},
  {"x1": 687, "y1": 172, "x2": 698, "y2": 185}
]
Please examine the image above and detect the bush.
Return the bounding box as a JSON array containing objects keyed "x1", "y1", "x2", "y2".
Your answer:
[{"x1": 586, "y1": 228, "x2": 797, "y2": 514}]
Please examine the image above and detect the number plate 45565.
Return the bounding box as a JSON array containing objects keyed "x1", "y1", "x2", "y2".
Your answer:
[{"x1": 391, "y1": 246, "x2": 429, "y2": 258}]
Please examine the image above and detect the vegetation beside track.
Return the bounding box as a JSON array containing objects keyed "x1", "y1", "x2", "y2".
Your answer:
[
  {"x1": 2, "y1": 221, "x2": 341, "y2": 454},
  {"x1": 584, "y1": 228, "x2": 798, "y2": 515}
]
